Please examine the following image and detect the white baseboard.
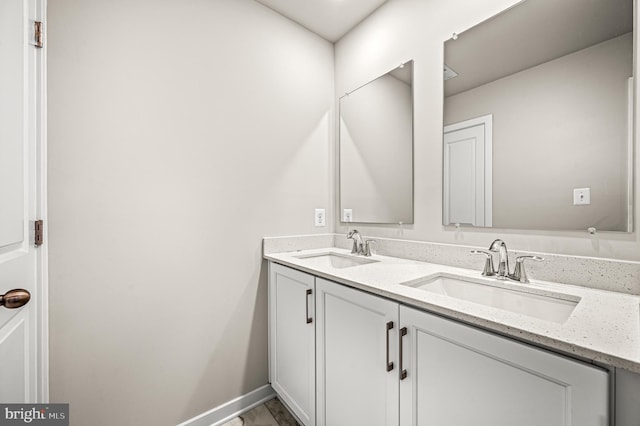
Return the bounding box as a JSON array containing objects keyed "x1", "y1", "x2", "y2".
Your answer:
[{"x1": 177, "y1": 384, "x2": 276, "y2": 426}]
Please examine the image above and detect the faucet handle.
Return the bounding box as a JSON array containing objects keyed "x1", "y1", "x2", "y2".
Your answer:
[
  {"x1": 364, "y1": 240, "x2": 377, "y2": 257},
  {"x1": 470, "y1": 250, "x2": 495, "y2": 276},
  {"x1": 511, "y1": 255, "x2": 544, "y2": 283}
]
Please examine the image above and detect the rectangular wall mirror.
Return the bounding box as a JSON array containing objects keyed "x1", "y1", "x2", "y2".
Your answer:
[
  {"x1": 340, "y1": 60, "x2": 414, "y2": 224},
  {"x1": 442, "y1": 0, "x2": 633, "y2": 232}
]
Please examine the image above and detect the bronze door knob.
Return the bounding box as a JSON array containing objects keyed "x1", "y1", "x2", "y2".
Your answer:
[{"x1": 0, "y1": 289, "x2": 31, "y2": 309}]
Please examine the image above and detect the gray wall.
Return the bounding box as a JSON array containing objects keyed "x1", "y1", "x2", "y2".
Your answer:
[
  {"x1": 335, "y1": 0, "x2": 640, "y2": 261},
  {"x1": 47, "y1": 0, "x2": 333, "y2": 424},
  {"x1": 445, "y1": 33, "x2": 633, "y2": 231}
]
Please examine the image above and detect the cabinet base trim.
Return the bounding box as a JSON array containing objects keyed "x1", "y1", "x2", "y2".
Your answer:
[{"x1": 177, "y1": 384, "x2": 276, "y2": 426}]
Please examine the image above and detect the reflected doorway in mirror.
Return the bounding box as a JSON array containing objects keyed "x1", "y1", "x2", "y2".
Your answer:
[{"x1": 443, "y1": 115, "x2": 493, "y2": 227}]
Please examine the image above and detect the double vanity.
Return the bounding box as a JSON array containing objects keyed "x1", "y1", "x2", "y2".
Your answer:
[{"x1": 264, "y1": 235, "x2": 640, "y2": 426}]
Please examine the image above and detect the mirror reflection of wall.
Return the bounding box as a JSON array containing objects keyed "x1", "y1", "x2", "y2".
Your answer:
[
  {"x1": 443, "y1": 0, "x2": 633, "y2": 232},
  {"x1": 340, "y1": 60, "x2": 414, "y2": 224}
]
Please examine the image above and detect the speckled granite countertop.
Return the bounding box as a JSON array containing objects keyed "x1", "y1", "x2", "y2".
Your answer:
[{"x1": 265, "y1": 247, "x2": 640, "y2": 373}]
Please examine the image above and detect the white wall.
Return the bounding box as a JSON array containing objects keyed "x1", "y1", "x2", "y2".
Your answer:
[
  {"x1": 445, "y1": 33, "x2": 632, "y2": 231},
  {"x1": 47, "y1": 0, "x2": 334, "y2": 424},
  {"x1": 335, "y1": 0, "x2": 640, "y2": 261}
]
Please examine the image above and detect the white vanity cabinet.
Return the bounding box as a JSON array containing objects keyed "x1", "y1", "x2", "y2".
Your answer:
[
  {"x1": 268, "y1": 263, "x2": 316, "y2": 426},
  {"x1": 315, "y1": 278, "x2": 399, "y2": 426},
  {"x1": 399, "y1": 305, "x2": 609, "y2": 426},
  {"x1": 268, "y1": 262, "x2": 610, "y2": 426}
]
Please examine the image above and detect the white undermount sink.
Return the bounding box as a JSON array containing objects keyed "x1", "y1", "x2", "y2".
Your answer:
[
  {"x1": 294, "y1": 252, "x2": 379, "y2": 269},
  {"x1": 403, "y1": 274, "x2": 580, "y2": 323}
]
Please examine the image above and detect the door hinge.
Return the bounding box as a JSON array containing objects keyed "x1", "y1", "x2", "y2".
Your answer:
[
  {"x1": 34, "y1": 220, "x2": 44, "y2": 247},
  {"x1": 34, "y1": 21, "x2": 43, "y2": 48}
]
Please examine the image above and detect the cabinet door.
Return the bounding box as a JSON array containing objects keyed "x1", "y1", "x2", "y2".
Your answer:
[
  {"x1": 316, "y1": 278, "x2": 399, "y2": 426},
  {"x1": 269, "y1": 263, "x2": 315, "y2": 426},
  {"x1": 399, "y1": 306, "x2": 609, "y2": 426}
]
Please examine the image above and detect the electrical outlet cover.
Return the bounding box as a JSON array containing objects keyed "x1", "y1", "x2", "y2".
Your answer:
[
  {"x1": 343, "y1": 209, "x2": 353, "y2": 222},
  {"x1": 573, "y1": 188, "x2": 591, "y2": 205},
  {"x1": 315, "y1": 209, "x2": 325, "y2": 227}
]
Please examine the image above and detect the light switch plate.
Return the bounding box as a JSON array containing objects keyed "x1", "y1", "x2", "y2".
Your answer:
[
  {"x1": 573, "y1": 188, "x2": 591, "y2": 205},
  {"x1": 315, "y1": 209, "x2": 325, "y2": 227},
  {"x1": 343, "y1": 209, "x2": 353, "y2": 222}
]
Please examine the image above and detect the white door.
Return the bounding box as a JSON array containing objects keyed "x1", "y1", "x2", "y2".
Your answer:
[
  {"x1": 443, "y1": 115, "x2": 492, "y2": 227},
  {"x1": 269, "y1": 263, "x2": 315, "y2": 426},
  {"x1": 315, "y1": 278, "x2": 399, "y2": 426},
  {"x1": 0, "y1": 0, "x2": 46, "y2": 403},
  {"x1": 399, "y1": 306, "x2": 608, "y2": 426}
]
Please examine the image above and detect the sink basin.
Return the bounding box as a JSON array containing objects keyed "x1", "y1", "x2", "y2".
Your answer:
[
  {"x1": 403, "y1": 274, "x2": 580, "y2": 323},
  {"x1": 294, "y1": 252, "x2": 379, "y2": 269}
]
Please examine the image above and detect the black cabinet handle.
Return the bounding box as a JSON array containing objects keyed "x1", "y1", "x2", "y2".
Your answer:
[
  {"x1": 386, "y1": 321, "x2": 394, "y2": 372},
  {"x1": 400, "y1": 327, "x2": 408, "y2": 380},
  {"x1": 305, "y1": 289, "x2": 313, "y2": 324}
]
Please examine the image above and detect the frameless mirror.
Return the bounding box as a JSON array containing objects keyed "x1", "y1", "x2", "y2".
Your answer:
[
  {"x1": 340, "y1": 60, "x2": 414, "y2": 224},
  {"x1": 443, "y1": 0, "x2": 633, "y2": 232}
]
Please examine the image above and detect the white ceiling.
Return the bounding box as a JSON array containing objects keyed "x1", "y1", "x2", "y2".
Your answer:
[{"x1": 254, "y1": 0, "x2": 389, "y2": 42}]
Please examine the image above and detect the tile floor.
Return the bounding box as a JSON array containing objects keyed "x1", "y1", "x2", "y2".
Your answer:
[{"x1": 222, "y1": 397, "x2": 299, "y2": 426}]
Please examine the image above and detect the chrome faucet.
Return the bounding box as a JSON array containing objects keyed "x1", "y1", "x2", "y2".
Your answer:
[
  {"x1": 471, "y1": 239, "x2": 544, "y2": 283},
  {"x1": 489, "y1": 239, "x2": 510, "y2": 279},
  {"x1": 346, "y1": 230, "x2": 376, "y2": 257},
  {"x1": 347, "y1": 229, "x2": 364, "y2": 255}
]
